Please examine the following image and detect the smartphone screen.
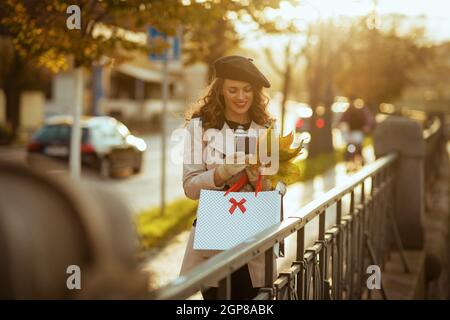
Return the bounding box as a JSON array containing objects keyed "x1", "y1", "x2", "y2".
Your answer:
[{"x1": 234, "y1": 129, "x2": 257, "y2": 161}]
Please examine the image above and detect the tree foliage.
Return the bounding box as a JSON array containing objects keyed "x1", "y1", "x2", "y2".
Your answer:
[
  {"x1": 335, "y1": 15, "x2": 433, "y2": 110},
  {"x1": 0, "y1": 0, "x2": 286, "y2": 72},
  {"x1": 265, "y1": 40, "x2": 303, "y2": 134},
  {"x1": 400, "y1": 41, "x2": 450, "y2": 112},
  {"x1": 0, "y1": 0, "x2": 288, "y2": 138},
  {"x1": 301, "y1": 14, "x2": 433, "y2": 156},
  {"x1": 303, "y1": 20, "x2": 348, "y2": 157},
  {"x1": 181, "y1": 0, "x2": 295, "y2": 79}
]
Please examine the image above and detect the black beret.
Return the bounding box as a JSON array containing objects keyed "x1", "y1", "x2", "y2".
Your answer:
[{"x1": 214, "y1": 55, "x2": 271, "y2": 88}]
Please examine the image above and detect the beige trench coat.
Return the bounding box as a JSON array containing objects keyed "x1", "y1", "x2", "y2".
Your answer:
[{"x1": 179, "y1": 118, "x2": 278, "y2": 288}]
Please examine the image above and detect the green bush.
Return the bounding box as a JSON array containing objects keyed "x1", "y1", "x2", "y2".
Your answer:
[{"x1": 135, "y1": 198, "x2": 198, "y2": 250}]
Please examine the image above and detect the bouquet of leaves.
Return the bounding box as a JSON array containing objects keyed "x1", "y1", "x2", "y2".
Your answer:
[
  {"x1": 226, "y1": 126, "x2": 304, "y2": 194},
  {"x1": 253, "y1": 125, "x2": 304, "y2": 189}
]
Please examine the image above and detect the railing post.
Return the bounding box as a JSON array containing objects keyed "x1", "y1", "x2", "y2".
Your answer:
[
  {"x1": 265, "y1": 247, "x2": 274, "y2": 288},
  {"x1": 296, "y1": 228, "x2": 305, "y2": 299},
  {"x1": 218, "y1": 276, "x2": 231, "y2": 300},
  {"x1": 318, "y1": 209, "x2": 326, "y2": 299},
  {"x1": 374, "y1": 115, "x2": 426, "y2": 249},
  {"x1": 336, "y1": 199, "x2": 343, "y2": 299},
  {"x1": 357, "y1": 182, "x2": 366, "y2": 298},
  {"x1": 348, "y1": 191, "x2": 355, "y2": 299}
]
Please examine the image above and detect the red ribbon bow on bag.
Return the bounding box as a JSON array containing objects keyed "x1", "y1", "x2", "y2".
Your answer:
[{"x1": 229, "y1": 198, "x2": 246, "y2": 215}]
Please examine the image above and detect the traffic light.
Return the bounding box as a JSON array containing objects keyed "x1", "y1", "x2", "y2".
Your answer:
[
  {"x1": 296, "y1": 118, "x2": 304, "y2": 129},
  {"x1": 315, "y1": 118, "x2": 325, "y2": 129}
]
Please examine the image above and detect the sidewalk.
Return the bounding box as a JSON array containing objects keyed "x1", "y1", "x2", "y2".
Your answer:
[{"x1": 0, "y1": 145, "x2": 26, "y2": 163}]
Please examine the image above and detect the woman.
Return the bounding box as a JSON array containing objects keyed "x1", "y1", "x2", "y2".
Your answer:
[{"x1": 179, "y1": 56, "x2": 278, "y2": 300}]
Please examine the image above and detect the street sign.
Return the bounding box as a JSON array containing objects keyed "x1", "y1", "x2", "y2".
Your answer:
[{"x1": 148, "y1": 27, "x2": 181, "y2": 61}]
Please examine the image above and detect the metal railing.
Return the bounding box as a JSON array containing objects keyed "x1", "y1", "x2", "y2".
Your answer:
[
  {"x1": 152, "y1": 154, "x2": 399, "y2": 300},
  {"x1": 423, "y1": 115, "x2": 446, "y2": 185},
  {"x1": 152, "y1": 115, "x2": 445, "y2": 300}
]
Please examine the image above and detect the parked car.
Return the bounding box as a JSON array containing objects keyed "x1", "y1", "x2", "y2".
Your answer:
[{"x1": 27, "y1": 116, "x2": 147, "y2": 177}]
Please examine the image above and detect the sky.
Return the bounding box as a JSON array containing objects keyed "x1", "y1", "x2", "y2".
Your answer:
[
  {"x1": 321, "y1": 0, "x2": 450, "y2": 41},
  {"x1": 238, "y1": 0, "x2": 450, "y2": 47}
]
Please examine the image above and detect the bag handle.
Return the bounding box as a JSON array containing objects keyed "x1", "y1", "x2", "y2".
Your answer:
[{"x1": 224, "y1": 172, "x2": 262, "y2": 197}]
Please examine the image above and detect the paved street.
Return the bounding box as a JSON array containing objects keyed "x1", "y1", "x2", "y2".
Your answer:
[
  {"x1": 84, "y1": 131, "x2": 185, "y2": 213},
  {"x1": 83, "y1": 118, "x2": 187, "y2": 213}
]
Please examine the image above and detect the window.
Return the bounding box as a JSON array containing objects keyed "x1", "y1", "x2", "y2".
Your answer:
[
  {"x1": 34, "y1": 125, "x2": 58, "y2": 142},
  {"x1": 35, "y1": 125, "x2": 89, "y2": 143},
  {"x1": 110, "y1": 71, "x2": 135, "y2": 100}
]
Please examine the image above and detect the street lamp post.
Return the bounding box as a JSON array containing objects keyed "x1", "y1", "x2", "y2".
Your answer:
[
  {"x1": 70, "y1": 67, "x2": 83, "y2": 179},
  {"x1": 149, "y1": 27, "x2": 181, "y2": 216}
]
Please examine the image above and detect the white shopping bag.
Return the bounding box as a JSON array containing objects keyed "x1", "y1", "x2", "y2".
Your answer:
[{"x1": 193, "y1": 189, "x2": 282, "y2": 250}]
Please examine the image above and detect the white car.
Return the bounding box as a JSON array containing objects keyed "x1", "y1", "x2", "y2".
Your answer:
[{"x1": 27, "y1": 116, "x2": 147, "y2": 177}]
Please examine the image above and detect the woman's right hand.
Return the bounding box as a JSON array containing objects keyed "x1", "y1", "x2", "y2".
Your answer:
[{"x1": 214, "y1": 153, "x2": 249, "y2": 186}]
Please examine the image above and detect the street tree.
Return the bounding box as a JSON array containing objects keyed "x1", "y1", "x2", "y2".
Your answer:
[
  {"x1": 335, "y1": 15, "x2": 432, "y2": 112},
  {"x1": 400, "y1": 41, "x2": 450, "y2": 113},
  {"x1": 0, "y1": 37, "x2": 51, "y2": 143},
  {"x1": 182, "y1": 0, "x2": 295, "y2": 80},
  {"x1": 303, "y1": 20, "x2": 348, "y2": 157},
  {"x1": 304, "y1": 14, "x2": 432, "y2": 158},
  {"x1": 265, "y1": 40, "x2": 303, "y2": 134}
]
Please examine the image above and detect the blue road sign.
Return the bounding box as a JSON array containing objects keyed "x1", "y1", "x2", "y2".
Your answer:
[{"x1": 148, "y1": 27, "x2": 181, "y2": 61}]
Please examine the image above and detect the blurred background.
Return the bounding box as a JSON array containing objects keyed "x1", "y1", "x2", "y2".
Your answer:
[
  {"x1": 1, "y1": 0, "x2": 448, "y2": 207},
  {"x1": 0, "y1": 0, "x2": 449, "y2": 298}
]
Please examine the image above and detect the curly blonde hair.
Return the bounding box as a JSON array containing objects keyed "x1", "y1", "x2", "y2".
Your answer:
[{"x1": 185, "y1": 78, "x2": 274, "y2": 129}]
